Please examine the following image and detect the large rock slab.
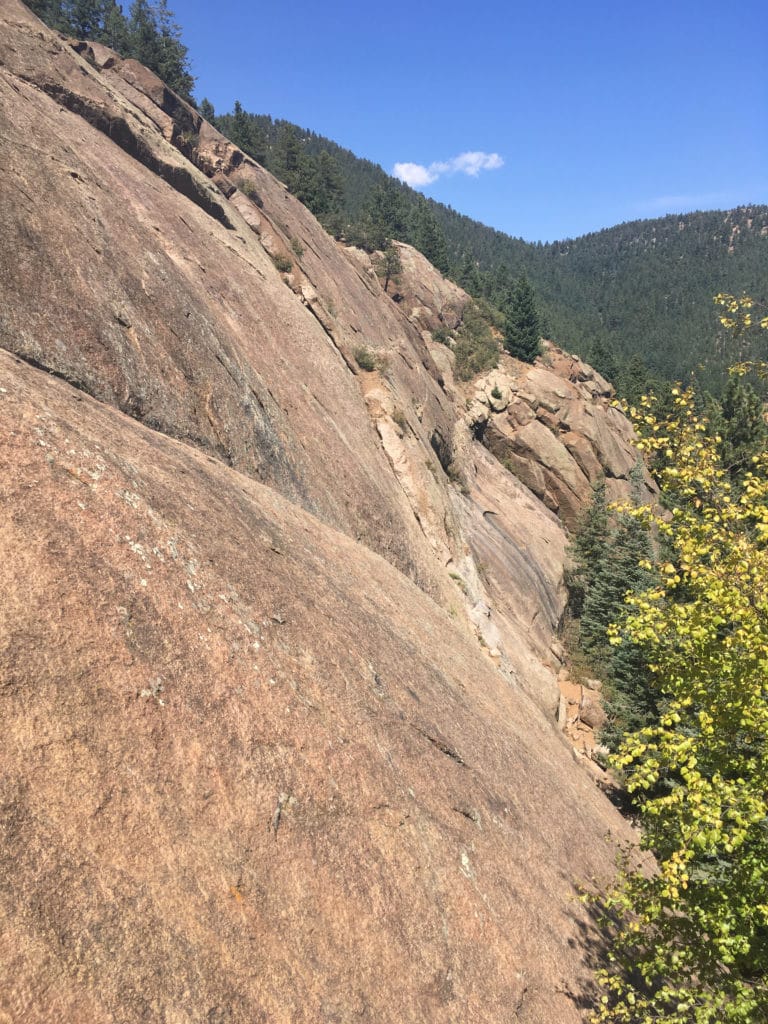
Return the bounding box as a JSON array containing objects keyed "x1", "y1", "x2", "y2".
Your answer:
[
  {"x1": 0, "y1": 8, "x2": 648, "y2": 1017},
  {"x1": 0, "y1": 351, "x2": 632, "y2": 1023},
  {"x1": 0, "y1": 0, "x2": 453, "y2": 598}
]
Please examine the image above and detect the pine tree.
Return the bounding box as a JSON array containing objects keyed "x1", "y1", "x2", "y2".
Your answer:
[
  {"x1": 568, "y1": 468, "x2": 658, "y2": 748},
  {"x1": 98, "y1": 1, "x2": 130, "y2": 53},
  {"x1": 718, "y1": 375, "x2": 767, "y2": 483},
  {"x1": 355, "y1": 180, "x2": 409, "y2": 252},
  {"x1": 151, "y1": 0, "x2": 194, "y2": 100},
  {"x1": 566, "y1": 476, "x2": 609, "y2": 617},
  {"x1": 230, "y1": 101, "x2": 252, "y2": 152},
  {"x1": 198, "y1": 97, "x2": 215, "y2": 123},
  {"x1": 25, "y1": 0, "x2": 64, "y2": 28},
  {"x1": 588, "y1": 335, "x2": 619, "y2": 385},
  {"x1": 457, "y1": 253, "x2": 482, "y2": 296},
  {"x1": 312, "y1": 151, "x2": 344, "y2": 232},
  {"x1": 126, "y1": 0, "x2": 194, "y2": 101},
  {"x1": 411, "y1": 200, "x2": 449, "y2": 275},
  {"x1": 503, "y1": 275, "x2": 541, "y2": 362},
  {"x1": 127, "y1": 0, "x2": 160, "y2": 66},
  {"x1": 618, "y1": 353, "x2": 651, "y2": 405},
  {"x1": 375, "y1": 244, "x2": 402, "y2": 295},
  {"x1": 63, "y1": 0, "x2": 107, "y2": 37}
]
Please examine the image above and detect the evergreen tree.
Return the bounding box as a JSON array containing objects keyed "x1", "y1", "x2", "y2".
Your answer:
[
  {"x1": 63, "y1": 0, "x2": 106, "y2": 37},
  {"x1": 151, "y1": 0, "x2": 194, "y2": 99},
  {"x1": 375, "y1": 244, "x2": 402, "y2": 295},
  {"x1": 618, "y1": 353, "x2": 651, "y2": 405},
  {"x1": 503, "y1": 275, "x2": 541, "y2": 362},
  {"x1": 230, "y1": 101, "x2": 253, "y2": 152},
  {"x1": 126, "y1": 0, "x2": 194, "y2": 101},
  {"x1": 312, "y1": 151, "x2": 344, "y2": 232},
  {"x1": 566, "y1": 476, "x2": 609, "y2": 617},
  {"x1": 718, "y1": 375, "x2": 768, "y2": 483},
  {"x1": 599, "y1": 511, "x2": 658, "y2": 745},
  {"x1": 588, "y1": 335, "x2": 620, "y2": 385},
  {"x1": 198, "y1": 97, "x2": 215, "y2": 123},
  {"x1": 487, "y1": 261, "x2": 513, "y2": 308},
  {"x1": 274, "y1": 124, "x2": 305, "y2": 189},
  {"x1": 568, "y1": 468, "x2": 658, "y2": 748},
  {"x1": 25, "y1": 0, "x2": 67, "y2": 29},
  {"x1": 457, "y1": 253, "x2": 482, "y2": 295},
  {"x1": 354, "y1": 180, "x2": 409, "y2": 252},
  {"x1": 411, "y1": 199, "x2": 449, "y2": 275},
  {"x1": 127, "y1": 0, "x2": 160, "y2": 66},
  {"x1": 98, "y1": 1, "x2": 130, "y2": 53}
]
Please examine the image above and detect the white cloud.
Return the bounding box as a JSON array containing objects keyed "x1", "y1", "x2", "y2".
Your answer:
[
  {"x1": 393, "y1": 151, "x2": 504, "y2": 188},
  {"x1": 392, "y1": 161, "x2": 440, "y2": 186}
]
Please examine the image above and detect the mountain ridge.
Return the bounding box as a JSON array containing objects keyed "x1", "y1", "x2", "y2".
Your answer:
[{"x1": 210, "y1": 105, "x2": 767, "y2": 388}]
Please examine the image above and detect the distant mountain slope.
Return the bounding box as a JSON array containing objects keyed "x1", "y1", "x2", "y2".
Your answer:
[
  {"x1": 520, "y1": 207, "x2": 768, "y2": 385},
  {"x1": 212, "y1": 108, "x2": 768, "y2": 389}
]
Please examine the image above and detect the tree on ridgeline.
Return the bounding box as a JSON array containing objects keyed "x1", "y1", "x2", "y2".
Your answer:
[
  {"x1": 352, "y1": 179, "x2": 409, "y2": 252},
  {"x1": 99, "y1": 0, "x2": 130, "y2": 52},
  {"x1": 503, "y1": 275, "x2": 541, "y2": 362},
  {"x1": 63, "y1": 0, "x2": 106, "y2": 38},
  {"x1": 411, "y1": 199, "x2": 449, "y2": 275},
  {"x1": 25, "y1": 0, "x2": 195, "y2": 102},
  {"x1": 198, "y1": 97, "x2": 215, "y2": 124}
]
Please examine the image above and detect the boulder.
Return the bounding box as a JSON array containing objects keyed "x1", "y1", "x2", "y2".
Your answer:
[{"x1": 580, "y1": 689, "x2": 608, "y2": 731}]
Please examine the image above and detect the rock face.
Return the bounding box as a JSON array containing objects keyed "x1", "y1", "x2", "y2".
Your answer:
[
  {"x1": 465, "y1": 346, "x2": 656, "y2": 529},
  {"x1": 0, "y1": 5, "x2": 640, "y2": 1021}
]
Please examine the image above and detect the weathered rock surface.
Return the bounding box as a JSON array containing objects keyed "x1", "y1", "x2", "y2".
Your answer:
[
  {"x1": 0, "y1": 3, "x2": 449, "y2": 597},
  {"x1": 0, "y1": 4, "x2": 644, "y2": 1020},
  {"x1": 392, "y1": 241, "x2": 469, "y2": 334},
  {"x1": 0, "y1": 350, "x2": 632, "y2": 1023},
  {"x1": 465, "y1": 345, "x2": 656, "y2": 529}
]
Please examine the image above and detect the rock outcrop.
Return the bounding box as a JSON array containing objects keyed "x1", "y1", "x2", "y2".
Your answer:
[
  {"x1": 464, "y1": 346, "x2": 656, "y2": 530},
  {"x1": 0, "y1": 5, "x2": 642, "y2": 1020}
]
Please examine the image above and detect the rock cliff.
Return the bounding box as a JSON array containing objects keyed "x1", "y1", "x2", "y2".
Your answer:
[{"x1": 0, "y1": 5, "x2": 642, "y2": 1020}]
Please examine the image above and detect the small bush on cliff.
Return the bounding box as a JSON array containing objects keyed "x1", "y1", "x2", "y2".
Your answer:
[
  {"x1": 453, "y1": 303, "x2": 499, "y2": 381},
  {"x1": 431, "y1": 326, "x2": 453, "y2": 346},
  {"x1": 271, "y1": 253, "x2": 293, "y2": 274},
  {"x1": 353, "y1": 346, "x2": 377, "y2": 372}
]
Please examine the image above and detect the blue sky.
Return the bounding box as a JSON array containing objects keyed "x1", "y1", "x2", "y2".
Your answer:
[{"x1": 173, "y1": 0, "x2": 767, "y2": 242}]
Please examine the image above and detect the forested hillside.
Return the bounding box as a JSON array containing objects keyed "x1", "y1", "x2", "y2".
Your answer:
[{"x1": 206, "y1": 104, "x2": 768, "y2": 390}]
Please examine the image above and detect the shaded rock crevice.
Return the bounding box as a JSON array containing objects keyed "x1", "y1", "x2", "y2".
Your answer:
[{"x1": 32, "y1": 80, "x2": 234, "y2": 229}]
